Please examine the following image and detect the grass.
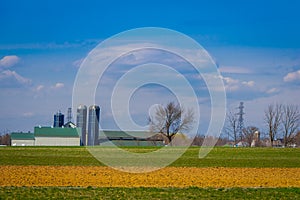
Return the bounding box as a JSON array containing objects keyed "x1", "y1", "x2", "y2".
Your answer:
[
  {"x1": 1, "y1": 187, "x2": 300, "y2": 200},
  {"x1": 0, "y1": 146, "x2": 300, "y2": 168},
  {"x1": 174, "y1": 147, "x2": 300, "y2": 168},
  {"x1": 1, "y1": 146, "x2": 300, "y2": 199},
  {"x1": 0, "y1": 146, "x2": 101, "y2": 166}
]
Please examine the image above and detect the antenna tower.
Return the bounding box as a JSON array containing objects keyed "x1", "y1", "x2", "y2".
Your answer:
[{"x1": 237, "y1": 102, "x2": 245, "y2": 140}]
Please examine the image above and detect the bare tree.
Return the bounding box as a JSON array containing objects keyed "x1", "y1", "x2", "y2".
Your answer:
[
  {"x1": 148, "y1": 102, "x2": 194, "y2": 144},
  {"x1": 281, "y1": 104, "x2": 300, "y2": 147},
  {"x1": 242, "y1": 126, "x2": 259, "y2": 147},
  {"x1": 295, "y1": 131, "x2": 300, "y2": 147},
  {"x1": 0, "y1": 133, "x2": 11, "y2": 145},
  {"x1": 192, "y1": 134, "x2": 204, "y2": 146},
  {"x1": 224, "y1": 110, "x2": 239, "y2": 144},
  {"x1": 264, "y1": 104, "x2": 283, "y2": 147}
]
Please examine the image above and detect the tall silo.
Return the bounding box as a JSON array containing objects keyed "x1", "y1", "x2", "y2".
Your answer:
[
  {"x1": 88, "y1": 105, "x2": 100, "y2": 146},
  {"x1": 53, "y1": 111, "x2": 64, "y2": 127},
  {"x1": 76, "y1": 105, "x2": 87, "y2": 146}
]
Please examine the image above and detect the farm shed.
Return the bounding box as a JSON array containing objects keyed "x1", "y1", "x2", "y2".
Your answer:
[
  {"x1": 34, "y1": 126, "x2": 81, "y2": 146},
  {"x1": 98, "y1": 130, "x2": 164, "y2": 146},
  {"x1": 11, "y1": 132, "x2": 35, "y2": 146}
]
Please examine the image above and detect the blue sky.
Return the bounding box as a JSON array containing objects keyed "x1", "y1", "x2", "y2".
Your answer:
[{"x1": 1, "y1": 0, "x2": 300, "y2": 135}]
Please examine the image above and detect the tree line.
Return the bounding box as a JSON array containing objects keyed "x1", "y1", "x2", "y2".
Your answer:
[
  {"x1": 148, "y1": 101, "x2": 300, "y2": 147},
  {"x1": 225, "y1": 103, "x2": 300, "y2": 147}
]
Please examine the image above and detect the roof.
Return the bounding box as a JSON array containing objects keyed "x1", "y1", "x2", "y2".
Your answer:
[
  {"x1": 100, "y1": 140, "x2": 164, "y2": 147},
  {"x1": 99, "y1": 130, "x2": 164, "y2": 147},
  {"x1": 64, "y1": 121, "x2": 76, "y2": 128},
  {"x1": 34, "y1": 127, "x2": 80, "y2": 138},
  {"x1": 11, "y1": 132, "x2": 35, "y2": 140},
  {"x1": 99, "y1": 130, "x2": 160, "y2": 140}
]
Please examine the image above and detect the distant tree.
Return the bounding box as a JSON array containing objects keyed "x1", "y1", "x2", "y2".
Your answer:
[
  {"x1": 242, "y1": 126, "x2": 259, "y2": 147},
  {"x1": 0, "y1": 133, "x2": 11, "y2": 145},
  {"x1": 281, "y1": 105, "x2": 300, "y2": 147},
  {"x1": 264, "y1": 104, "x2": 283, "y2": 147},
  {"x1": 192, "y1": 134, "x2": 229, "y2": 147},
  {"x1": 148, "y1": 102, "x2": 194, "y2": 144},
  {"x1": 295, "y1": 131, "x2": 300, "y2": 147},
  {"x1": 224, "y1": 110, "x2": 239, "y2": 144},
  {"x1": 192, "y1": 134, "x2": 204, "y2": 146},
  {"x1": 215, "y1": 137, "x2": 228, "y2": 146}
]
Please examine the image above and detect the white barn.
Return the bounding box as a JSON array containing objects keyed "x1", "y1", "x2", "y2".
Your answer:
[
  {"x1": 34, "y1": 126, "x2": 81, "y2": 146},
  {"x1": 11, "y1": 132, "x2": 35, "y2": 146}
]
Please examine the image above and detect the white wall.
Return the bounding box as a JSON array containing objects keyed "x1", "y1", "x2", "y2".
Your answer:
[
  {"x1": 11, "y1": 139, "x2": 35, "y2": 146},
  {"x1": 35, "y1": 137, "x2": 80, "y2": 146}
]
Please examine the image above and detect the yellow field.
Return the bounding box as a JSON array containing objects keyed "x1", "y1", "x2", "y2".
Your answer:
[{"x1": 1, "y1": 166, "x2": 300, "y2": 188}]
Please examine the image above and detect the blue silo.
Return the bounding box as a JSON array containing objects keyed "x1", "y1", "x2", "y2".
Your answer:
[
  {"x1": 53, "y1": 111, "x2": 64, "y2": 127},
  {"x1": 87, "y1": 105, "x2": 100, "y2": 146}
]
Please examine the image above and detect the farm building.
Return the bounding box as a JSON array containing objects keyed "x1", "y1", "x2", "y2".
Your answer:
[
  {"x1": 11, "y1": 132, "x2": 35, "y2": 146},
  {"x1": 34, "y1": 126, "x2": 81, "y2": 146},
  {"x1": 98, "y1": 130, "x2": 164, "y2": 146},
  {"x1": 64, "y1": 121, "x2": 77, "y2": 128},
  {"x1": 10, "y1": 128, "x2": 163, "y2": 147}
]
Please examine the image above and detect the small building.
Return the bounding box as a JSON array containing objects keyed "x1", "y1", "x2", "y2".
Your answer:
[
  {"x1": 11, "y1": 132, "x2": 35, "y2": 146},
  {"x1": 273, "y1": 139, "x2": 284, "y2": 147},
  {"x1": 34, "y1": 126, "x2": 81, "y2": 146},
  {"x1": 64, "y1": 121, "x2": 77, "y2": 128},
  {"x1": 235, "y1": 141, "x2": 248, "y2": 147},
  {"x1": 99, "y1": 130, "x2": 164, "y2": 146}
]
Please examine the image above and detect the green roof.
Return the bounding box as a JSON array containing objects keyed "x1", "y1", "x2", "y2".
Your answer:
[
  {"x1": 99, "y1": 130, "x2": 164, "y2": 147},
  {"x1": 11, "y1": 132, "x2": 35, "y2": 140},
  {"x1": 34, "y1": 127, "x2": 80, "y2": 138},
  {"x1": 99, "y1": 130, "x2": 154, "y2": 139},
  {"x1": 100, "y1": 140, "x2": 164, "y2": 147}
]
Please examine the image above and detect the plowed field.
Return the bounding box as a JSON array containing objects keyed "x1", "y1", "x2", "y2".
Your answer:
[{"x1": 1, "y1": 166, "x2": 300, "y2": 188}]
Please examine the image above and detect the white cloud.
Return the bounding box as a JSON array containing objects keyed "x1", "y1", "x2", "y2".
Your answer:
[
  {"x1": 52, "y1": 82, "x2": 64, "y2": 89},
  {"x1": 223, "y1": 77, "x2": 239, "y2": 85},
  {"x1": 242, "y1": 81, "x2": 255, "y2": 87},
  {"x1": 0, "y1": 55, "x2": 20, "y2": 68},
  {"x1": 283, "y1": 70, "x2": 300, "y2": 82},
  {"x1": 266, "y1": 87, "x2": 279, "y2": 94},
  {"x1": 222, "y1": 76, "x2": 240, "y2": 91},
  {"x1": 221, "y1": 76, "x2": 255, "y2": 92},
  {"x1": 35, "y1": 85, "x2": 44, "y2": 92},
  {"x1": 0, "y1": 70, "x2": 31, "y2": 87}
]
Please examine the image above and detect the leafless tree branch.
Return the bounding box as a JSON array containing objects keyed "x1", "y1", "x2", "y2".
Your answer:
[
  {"x1": 224, "y1": 110, "x2": 239, "y2": 144},
  {"x1": 264, "y1": 104, "x2": 282, "y2": 147},
  {"x1": 282, "y1": 104, "x2": 300, "y2": 146},
  {"x1": 148, "y1": 102, "x2": 194, "y2": 144}
]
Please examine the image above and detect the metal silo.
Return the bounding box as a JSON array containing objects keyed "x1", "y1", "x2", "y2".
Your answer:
[
  {"x1": 53, "y1": 111, "x2": 64, "y2": 127},
  {"x1": 76, "y1": 105, "x2": 87, "y2": 146},
  {"x1": 88, "y1": 105, "x2": 100, "y2": 146}
]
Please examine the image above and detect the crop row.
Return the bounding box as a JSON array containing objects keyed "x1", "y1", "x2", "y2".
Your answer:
[{"x1": 1, "y1": 166, "x2": 300, "y2": 188}]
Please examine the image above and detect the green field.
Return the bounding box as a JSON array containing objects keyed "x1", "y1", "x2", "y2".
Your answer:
[
  {"x1": 1, "y1": 146, "x2": 300, "y2": 168},
  {"x1": 1, "y1": 146, "x2": 300, "y2": 199},
  {"x1": 1, "y1": 187, "x2": 300, "y2": 200}
]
